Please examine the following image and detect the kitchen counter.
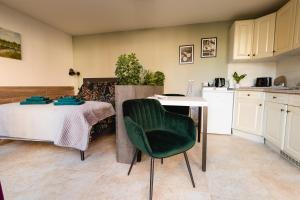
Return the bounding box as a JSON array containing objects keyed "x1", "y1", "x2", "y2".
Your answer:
[{"x1": 236, "y1": 87, "x2": 300, "y2": 95}]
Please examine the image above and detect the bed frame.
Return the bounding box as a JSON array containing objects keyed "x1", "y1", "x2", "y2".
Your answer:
[{"x1": 0, "y1": 86, "x2": 74, "y2": 104}]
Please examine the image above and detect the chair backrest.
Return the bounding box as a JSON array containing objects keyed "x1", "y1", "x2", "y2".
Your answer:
[{"x1": 123, "y1": 99, "x2": 165, "y2": 130}]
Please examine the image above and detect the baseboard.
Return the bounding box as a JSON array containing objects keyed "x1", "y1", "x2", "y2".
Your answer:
[
  {"x1": 265, "y1": 140, "x2": 281, "y2": 154},
  {"x1": 281, "y1": 151, "x2": 300, "y2": 169},
  {"x1": 232, "y1": 129, "x2": 264, "y2": 143}
]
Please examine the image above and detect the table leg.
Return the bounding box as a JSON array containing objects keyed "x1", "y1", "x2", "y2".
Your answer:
[
  {"x1": 202, "y1": 106, "x2": 208, "y2": 172},
  {"x1": 198, "y1": 107, "x2": 202, "y2": 143}
]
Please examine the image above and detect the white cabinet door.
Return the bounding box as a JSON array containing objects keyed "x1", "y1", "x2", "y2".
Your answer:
[
  {"x1": 284, "y1": 106, "x2": 300, "y2": 161},
  {"x1": 233, "y1": 20, "x2": 254, "y2": 60},
  {"x1": 253, "y1": 13, "x2": 276, "y2": 59},
  {"x1": 274, "y1": 0, "x2": 297, "y2": 55},
  {"x1": 294, "y1": 0, "x2": 300, "y2": 48},
  {"x1": 263, "y1": 102, "x2": 287, "y2": 148},
  {"x1": 233, "y1": 98, "x2": 264, "y2": 135}
]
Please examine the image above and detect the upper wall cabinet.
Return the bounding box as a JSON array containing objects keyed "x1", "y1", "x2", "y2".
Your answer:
[
  {"x1": 253, "y1": 13, "x2": 276, "y2": 59},
  {"x1": 274, "y1": 0, "x2": 297, "y2": 55},
  {"x1": 293, "y1": 0, "x2": 300, "y2": 48},
  {"x1": 229, "y1": 13, "x2": 276, "y2": 61},
  {"x1": 229, "y1": 20, "x2": 254, "y2": 60}
]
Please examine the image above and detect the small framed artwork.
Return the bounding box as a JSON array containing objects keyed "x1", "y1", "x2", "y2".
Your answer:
[
  {"x1": 201, "y1": 37, "x2": 217, "y2": 58},
  {"x1": 179, "y1": 44, "x2": 194, "y2": 64},
  {"x1": 0, "y1": 27, "x2": 22, "y2": 60}
]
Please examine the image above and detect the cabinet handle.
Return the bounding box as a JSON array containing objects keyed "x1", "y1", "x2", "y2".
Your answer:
[
  {"x1": 280, "y1": 109, "x2": 285, "y2": 112},
  {"x1": 259, "y1": 104, "x2": 262, "y2": 107},
  {"x1": 247, "y1": 54, "x2": 250, "y2": 56},
  {"x1": 247, "y1": 94, "x2": 250, "y2": 96},
  {"x1": 287, "y1": 110, "x2": 291, "y2": 113},
  {"x1": 273, "y1": 50, "x2": 276, "y2": 53},
  {"x1": 253, "y1": 54, "x2": 256, "y2": 56},
  {"x1": 273, "y1": 96, "x2": 277, "y2": 99}
]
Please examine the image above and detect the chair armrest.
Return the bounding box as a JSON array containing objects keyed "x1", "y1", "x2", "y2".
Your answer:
[
  {"x1": 164, "y1": 111, "x2": 196, "y2": 140},
  {"x1": 124, "y1": 116, "x2": 152, "y2": 155}
]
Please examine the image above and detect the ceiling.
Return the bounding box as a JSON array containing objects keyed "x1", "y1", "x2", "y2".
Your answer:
[{"x1": 0, "y1": 0, "x2": 287, "y2": 35}]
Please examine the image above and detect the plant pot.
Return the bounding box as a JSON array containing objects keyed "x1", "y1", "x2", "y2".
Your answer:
[
  {"x1": 115, "y1": 85, "x2": 164, "y2": 164},
  {"x1": 235, "y1": 83, "x2": 240, "y2": 88}
]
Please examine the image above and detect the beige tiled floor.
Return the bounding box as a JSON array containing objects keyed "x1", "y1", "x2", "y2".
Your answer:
[{"x1": 0, "y1": 134, "x2": 300, "y2": 200}]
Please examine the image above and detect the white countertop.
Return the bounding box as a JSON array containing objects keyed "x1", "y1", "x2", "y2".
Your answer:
[
  {"x1": 236, "y1": 87, "x2": 300, "y2": 95},
  {"x1": 149, "y1": 96, "x2": 208, "y2": 107},
  {"x1": 202, "y1": 87, "x2": 234, "y2": 93}
]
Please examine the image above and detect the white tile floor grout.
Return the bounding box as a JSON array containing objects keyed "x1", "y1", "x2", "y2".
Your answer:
[{"x1": 0, "y1": 133, "x2": 300, "y2": 200}]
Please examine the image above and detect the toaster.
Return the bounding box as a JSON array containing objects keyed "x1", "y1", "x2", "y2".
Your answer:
[{"x1": 255, "y1": 77, "x2": 272, "y2": 87}]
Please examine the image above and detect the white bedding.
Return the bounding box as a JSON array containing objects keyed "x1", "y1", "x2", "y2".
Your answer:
[{"x1": 0, "y1": 101, "x2": 115, "y2": 151}]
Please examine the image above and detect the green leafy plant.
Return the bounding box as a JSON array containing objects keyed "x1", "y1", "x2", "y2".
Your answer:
[
  {"x1": 142, "y1": 70, "x2": 155, "y2": 86},
  {"x1": 142, "y1": 70, "x2": 165, "y2": 86},
  {"x1": 153, "y1": 71, "x2": 165, "y2": 86},
  {"x1": 232, "y1": 72, "x2": 247, "y2": 84},
  {"x1": 115, "y1": 53, "x2": 166, "y2": 86},
  {"x1": 115, "y1": 53, "x2": 143, "y2": 85}
]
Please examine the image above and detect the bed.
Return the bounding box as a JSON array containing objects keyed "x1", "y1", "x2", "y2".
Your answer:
[{"x1": 0, "y1": 79, "x2": 117, "y2": 160}]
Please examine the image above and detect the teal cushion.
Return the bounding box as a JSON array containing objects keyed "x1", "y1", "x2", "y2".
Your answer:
[{"x1": 145, "y1": 129, "x2": 195, "y2": 158}]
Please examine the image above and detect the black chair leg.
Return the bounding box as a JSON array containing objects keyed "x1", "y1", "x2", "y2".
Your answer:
[
  {"x1": 80, "y1": 151, "x2": 85, "y2": 161},
  {"x1": 161, "y1": 158, "x2": 163, "y2": 164},
  {"x1": 149, "y1": 158, "x2": 155, "y2": 200},
  {"x1": 183, "y1": 152, "x2": 195, "y2": 188},
  {"x1": 137, "y1": 150, "x2": 142, "y2": 162},
  {"x1": 128, "y1": 150, "x2": 138, "y2": 176}
]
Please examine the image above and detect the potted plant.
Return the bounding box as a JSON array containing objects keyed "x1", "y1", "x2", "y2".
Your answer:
[
  {"x1": 114, "y1": 53, "x2": 165, "y2": 164},
  {"x1": 232, "y1": 72, "x2": 247, "y2": 88},
  {"x1": 142, "y1": 70, "x2": 165, "y2": 86}
]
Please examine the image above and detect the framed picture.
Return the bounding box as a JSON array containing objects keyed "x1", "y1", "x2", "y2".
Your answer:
[
  {"x1": 179, "y1": 44, "x2": 194, "y2": 64},
  {"x1": 0, "y1": 27, "x2": 22, "y2": 60},
  {"x1": 201, "y1": 37, "x2": 217, "y2": 58}
]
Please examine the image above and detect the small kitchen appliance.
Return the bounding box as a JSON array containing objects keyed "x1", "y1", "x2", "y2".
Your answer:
[
  {"x1": 214, "y1": 78, "x2": 225, "y2": 87},
  {"x1": 255, "y1": 77, "x2": 272, "y2": 87}
]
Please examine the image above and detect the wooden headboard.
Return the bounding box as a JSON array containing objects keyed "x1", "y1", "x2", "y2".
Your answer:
[
  {"x1": 0, "y1": 86, "x2": 74, "y2": 104},
  {"x1": 83, "y1": 77, "x2": 117, "y2": 84}
]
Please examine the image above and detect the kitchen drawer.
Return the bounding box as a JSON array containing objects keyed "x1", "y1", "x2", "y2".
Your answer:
[
  {"x1": 265, "y1": 93, "x2": 289, "y2": 104},
  {"x1": 288, "y1": 95, "x2": 300, "y2": 107},
  {"x1": 236, "y1": 91, "x2": 265, "y2": 100}
]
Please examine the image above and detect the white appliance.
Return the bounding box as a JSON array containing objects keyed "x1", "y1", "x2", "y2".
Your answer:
[{"x1": 202, "y1": 87, "x2": 234, "y2": 135}]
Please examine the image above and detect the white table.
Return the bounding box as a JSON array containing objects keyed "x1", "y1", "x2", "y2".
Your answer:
[{"x1": 149, "y1": 96, "x2": 208, "y2": 172}]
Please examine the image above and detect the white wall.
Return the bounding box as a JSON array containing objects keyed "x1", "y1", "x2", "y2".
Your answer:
[
  {"x1": 227, "y1": 62, "x2": 277, "y2": 87},
  {"x1": 276, "y1": 55, "x2": 300, "y2": 87},
  {"x1": 0, "y1": 4, "x2": 74, "y2": 86},
  {"x1": 73, "y1": 22, "x2": 231, "y2": 96}
]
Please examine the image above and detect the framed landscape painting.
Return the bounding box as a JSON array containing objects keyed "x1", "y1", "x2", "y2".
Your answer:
[
  {"x1": 179, "y1": 44, "x2": 194, "y2": 64},
  {"x1": 201, "y1": 37, "x2": 217, "y2": 58},
  {"x1": 0, "y1": 27, "x2": 22, "y2": 60}
]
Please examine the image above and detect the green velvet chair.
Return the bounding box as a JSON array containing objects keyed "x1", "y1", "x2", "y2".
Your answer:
[{"x1": 123, "y1": 99, "x2": 196, "y2": 200}]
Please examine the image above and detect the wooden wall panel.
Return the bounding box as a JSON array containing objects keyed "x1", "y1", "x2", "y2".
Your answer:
[{"x1": 0, "y1": 86, "x2": 74, "y2": 104}]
